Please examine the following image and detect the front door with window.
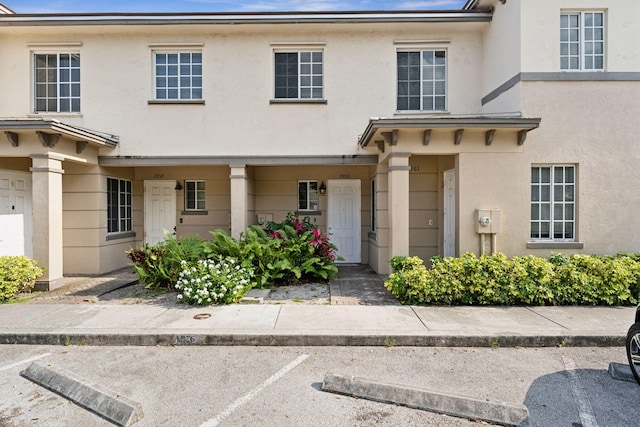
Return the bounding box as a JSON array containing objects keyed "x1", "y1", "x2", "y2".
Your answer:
[
  {"x1": 144, "y1": 180, "x2": 176, "y2": 245},
  {"x1": 0, "y1": 170, "x2": 32, "y2": 257},
  {"x1": 327, "y1": 179, "x2": 361, "y2": 264}
]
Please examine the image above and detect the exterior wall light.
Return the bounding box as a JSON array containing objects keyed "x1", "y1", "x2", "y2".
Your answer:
[
  {"x1": 319, "y1": 182, "x2": 326, "y2": 194},
  {"x1": 175, "y1": 181, "x2": 182, "y2": 191}
]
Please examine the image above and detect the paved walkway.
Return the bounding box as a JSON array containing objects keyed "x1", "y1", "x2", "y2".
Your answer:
[{"x1": 1, "y1": 265, "x2": 636, "y2": 347}]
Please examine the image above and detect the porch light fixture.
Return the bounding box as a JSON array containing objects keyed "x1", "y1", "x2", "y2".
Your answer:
[
  {"x1": 175, "y1": 181, "x2": 182, "y2": 191},
  {"x1": 319, "y1": 182, "x2": 326, "y2": 194}
]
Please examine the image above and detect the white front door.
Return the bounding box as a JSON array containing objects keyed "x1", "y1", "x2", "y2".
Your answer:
[
  {"x1": 144, "y1": 180, "x2": 176, "y2": 245},
  {"x1": 0, "y1": 170, "x2": 32, "y2": 257},
  {"x1": 327, "y1": 179, "x2": 361, "y2": 264},
  {"x1": 443, "y1": 169, "x2": 456, "y2": 257}
]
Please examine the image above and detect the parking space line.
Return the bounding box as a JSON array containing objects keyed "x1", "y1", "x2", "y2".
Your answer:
[
  {"x1": 200, "y1": 354, "x2": 309, "y2": 427},
  {"x1": 562, "y1": 355, "x2": 598, "y2": 427},
  {"x1": 0, "y1": 353, "x2": 51, "y2": 372}
]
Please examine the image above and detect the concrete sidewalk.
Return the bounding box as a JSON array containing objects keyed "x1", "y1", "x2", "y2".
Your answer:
[
  {"x1": 0, "y1": 302, "x2": 634, "y2": 347},
  {"x1": 1, "y1": 265, "x2": 635, "y2": 347}
]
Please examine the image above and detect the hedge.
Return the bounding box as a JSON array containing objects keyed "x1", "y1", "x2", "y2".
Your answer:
[{"x1": 385, "y1": 252, "x2": 640, "y2": 306}]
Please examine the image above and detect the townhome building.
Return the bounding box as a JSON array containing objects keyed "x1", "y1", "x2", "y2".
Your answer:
[{"x1": 0, "y1": 0, "x2": 638, "y2": 290}]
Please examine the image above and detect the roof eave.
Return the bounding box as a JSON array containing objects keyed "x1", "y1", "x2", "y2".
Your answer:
[{"x1": 0, "y1": 118, "x2": 119, "y2": 148}]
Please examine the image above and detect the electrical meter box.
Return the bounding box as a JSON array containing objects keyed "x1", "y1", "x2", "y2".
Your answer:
[{"x1": 475, "y1": 209, "x2": 501, "y2": 234}]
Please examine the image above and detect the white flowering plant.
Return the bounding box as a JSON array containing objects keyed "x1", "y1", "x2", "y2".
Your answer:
[{"x1": 175, "y1": 256, "x2": 254, "y2": 305}]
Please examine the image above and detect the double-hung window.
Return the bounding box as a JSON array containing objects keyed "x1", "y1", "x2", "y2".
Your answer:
[
  {"x1": 154, "y1": 52, "x2": 202, "y2": 100},
  {"x1": 34, "y1": 53, "x2": 80, "y2": 113},
  {"x1": 397, "y1": 50, "x2": 446, "y2": 111},
  {"x1": 560, "y1": 11, "x2": 605, "y2": 71},
  {"x1": 275, "y1": 51, "x2": 323, "y2": 100},
  {"x1": 531, "y1": 166, "x2": 575, "y2": 241},
  {"x1": 185, "y1": 180, "x2": 206, "y2": 211},
  {"x1": 107, "y1": 178, "x2": 132, "y2": 234},
  {"x1": 298, "y1": 180, "x2": 319, "y2": 211}
]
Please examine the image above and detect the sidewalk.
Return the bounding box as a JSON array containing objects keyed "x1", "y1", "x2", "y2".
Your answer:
[{"x1": 0, "y1": 266, "x2": 635, "y2": 347}]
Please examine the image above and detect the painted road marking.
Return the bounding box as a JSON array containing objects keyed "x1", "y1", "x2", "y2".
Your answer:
[
  {"x1": 0, "y1": 353, "x2": 51, "y2": 372},
  {"x1": 562, "y1": 355, "x2": 598, "y2": 427},
  {"x1": 200, "y1": 354, "x2": 309, "y2": 427}
]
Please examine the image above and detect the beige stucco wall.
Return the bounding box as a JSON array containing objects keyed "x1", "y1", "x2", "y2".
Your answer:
[{"x1": 0, "y1": 21, "x2": 488, "y2": 159}]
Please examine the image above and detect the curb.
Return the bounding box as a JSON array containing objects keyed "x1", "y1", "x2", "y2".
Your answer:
[
  {"x1": 321, "y1": 373, "x2": 529, "y2": 426},
  {"x1": 20, "y1": 362, "x2": 143, "y2": 426},
  {"x1": 0, "y1": 332, "x2": 626, "y2": 347}
]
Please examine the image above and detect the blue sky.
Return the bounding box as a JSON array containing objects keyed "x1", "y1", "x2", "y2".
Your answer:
[{"x1": 9, "y1": 0, "x2": 468, "y2": 14}]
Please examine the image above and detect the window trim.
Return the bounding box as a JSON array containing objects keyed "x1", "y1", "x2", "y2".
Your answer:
[
  {"x1": 530, "y1": 164, "x2": 577, "y2": 243},
  {"x1": 152, "y1": 50, "x2": 203, "y2": 101},
  {"x1": 33, "y1": 52, "x2": 81, "y2": 114},
  {"x1": 560, "y1": 10, "x2": 605, "y2": 72},
  {"x1": 396, "y1": 48, "x2": 447, "y2": 112},
  {"x1": 107, "y1": 177, "x2": 133, "y2": 234},
  {"x1": 273, "y1": 50, "x2": 325, "y2": 101},
  {"x1": 298, "y1": 180, "x2": 319, "y2": 212},
  {"x1": 184, "y1": 179, "x2": 206, "y2": 211}
]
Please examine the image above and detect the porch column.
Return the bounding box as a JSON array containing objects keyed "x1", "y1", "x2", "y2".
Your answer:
[
  {"x1": 230, "y1": 165, "x2": 248, "y2": 240},
  {"x1": 30, "y1": 154, "x2": 64, "y2": 290},
  {"x1": 387, "y1": 153, "x2": 411, "y2": 258}
]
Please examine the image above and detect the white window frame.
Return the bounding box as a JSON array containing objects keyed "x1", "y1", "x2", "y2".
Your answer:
[
  {"x1": 274, "y1": 50, "x2": 324, "y2": 100},
  {"x1": 298, "y1": 180, "x2": 319, "y2": 212},
  {"x1": 560, "y1": 11, "x2": 605, "y2": 71},
  {"x1": 530, "y1": 165, "x2": 576, "y2": 242},
  {"x1": 153, "y1": 51, "x2": 202, "y2": 100},
  {"x1": 107, "y1": 177, "x2": 132, "y2": 234},
  {"x1": 397, "y1": 49, "x2": 447, "y2": 112},
  {"x1": 185, "y1": 180, "x2": 206, "y2": 211},
  {"x1": 33, "y1": 52, "x2": 81, "y2": 113}
]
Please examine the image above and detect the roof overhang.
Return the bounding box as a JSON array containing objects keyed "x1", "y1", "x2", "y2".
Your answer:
[
  {"x1": 359, "y1": 116, "x2": 541, "y2": 148},
  {"x1": 0, "y1": 118, "x2": 118, "y2": 149},
  {"x1": 0, "y1": 10, "x2": 492, "y2": 26}
]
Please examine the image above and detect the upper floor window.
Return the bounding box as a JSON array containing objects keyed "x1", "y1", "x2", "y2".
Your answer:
[
  {"x1": 397, "y1": 50, "x2": 446, "y2": 111},
  {"x1": 154, "y1": 52, "x2": 202, "y2": 100},
  {"x1": 107, "y1": 177, "x2": 132, "y2": 233},
  {"x1": 560, "y1": 11, "x2": 605, "y2": 71},
  {"x1": 34, "y1": 53, "x2": 80, "y2": 113},
  {"x1": 298, "y1": 180, "x2": 319, "y2": 211},
  {"x1": 185, "y1": 180, "x2": 206, "y2": 211},
  {"x1": 531, "y1": 165, "x2": 575, "y2": 241},
  {"x1": 275, "y1": 51, "x2": 323, "y2": 100}
]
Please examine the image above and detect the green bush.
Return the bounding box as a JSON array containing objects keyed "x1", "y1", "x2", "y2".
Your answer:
[
  {"x1": 0, "y1": 256, "x2": 45, "y2": 301},
  {"x1": 385, "y1": 252, "x2": 640, "y2": 306},
  {"x1": 126, "y1": 233, "x2": 207, "y2": 290},
  {"x1": 127, "y1": 213, "x2": 341, "y2": 302},
  {"x1": 175, "y1": 256, "x2": 254, "y2": 305}
]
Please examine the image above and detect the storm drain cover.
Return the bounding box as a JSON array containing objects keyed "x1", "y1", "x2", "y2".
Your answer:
[{"x1": 193, "y1": 313, "x2": 211, "y2": 320}]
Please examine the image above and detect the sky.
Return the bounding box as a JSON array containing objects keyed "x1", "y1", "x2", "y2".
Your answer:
[{"x1": 8, "y1": 0, "x2": 468, "y2": 14}]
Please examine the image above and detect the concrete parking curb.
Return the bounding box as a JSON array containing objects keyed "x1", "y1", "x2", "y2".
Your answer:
[
  {"x1": 321, "y1": 373, "x2": 529, "y2": 426},
  {"x1": 20, "y1": 362, "x2": 143, "y2": 426},
  {"x1": 0, "y1": 332, "x2": 626, "y2": 347},
  {"x1": 609, "y1": 362, "x2": 637, "y2": 383}
]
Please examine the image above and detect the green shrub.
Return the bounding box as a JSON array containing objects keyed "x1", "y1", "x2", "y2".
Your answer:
[
  {"x1": 0, "y1": 256, "x2": 44, "y2": 301},
  {"x1": 175, "y1": 256, "x2": 254, "y2": 305},
  {"x1": 127, "y1": 232, "x2": 207, "y2": 290},
  {"x1": 385, "y1": 252, "x2": 640, "y2": 306}
]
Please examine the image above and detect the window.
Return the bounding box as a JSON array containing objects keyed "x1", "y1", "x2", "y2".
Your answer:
[
  {"x1": 560, "y1": 11, "x2": 605, "y2": 71},
  {"x1": 185, "y1": 180, "x2": 205, "y2": 211},
  {"x1": 107, "y1": 178, "x2": 132, "y2": 233},
  {"x1": 397, "y1": 50, "x2": 446, "y2": 111},
  {"x1": 34, "y1": 53, "x2": 80, "y2": 112},
  {"x1": 275, "y1": 51, "x2": 323, "y2": 99},
  {"x1": 531, "y1": 166, "x2": 575, "y2": 241},
  {"x1": 298, "y1": 180, "x2": 319, "y2": 211},
  {"x1": 154, "y1": 52, "x2": 202, "y2": 100}
]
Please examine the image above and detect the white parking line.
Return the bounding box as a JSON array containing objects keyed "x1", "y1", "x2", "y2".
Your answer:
[
  {"x1": 562, "y1": 355, "x2": 598, "y2": 427},
  {"x1": 0, "y1": 353, "x2": 52, "y2": 372},
  {"x1": 200, "y1": 354, "x2": 309, "y2": 427}
]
